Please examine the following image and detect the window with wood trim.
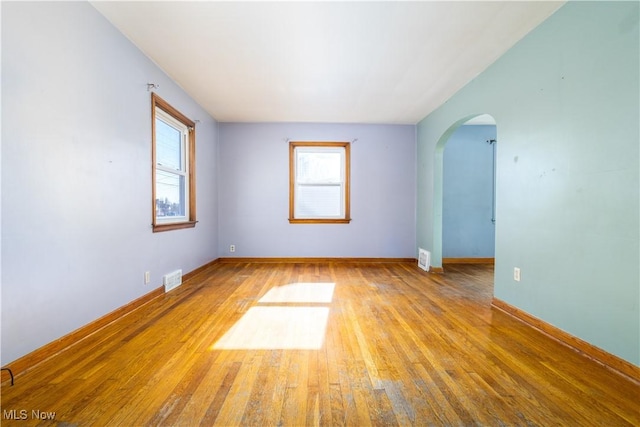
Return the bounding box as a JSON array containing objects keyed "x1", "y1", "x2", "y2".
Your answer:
[
  {"x1": 151, "y1": 93, "x2": 196, "y2": 232},
  {"x1": 289, "y1": 141, "x2": 351, "y2": 224}
]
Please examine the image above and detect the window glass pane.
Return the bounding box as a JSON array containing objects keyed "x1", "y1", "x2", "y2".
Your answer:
[
  {"x1": 156, "y1": 117, "x2": 182, "y2": 171},
  {"x1": 155, "y1": 170, "x2": 186, "y2": 218},
  {"x1": 297, "y1": 151, "x2": 341, "y2": 184},
  {"x1": 296, "y1": 185, "x2": 342, "y2": 217}
]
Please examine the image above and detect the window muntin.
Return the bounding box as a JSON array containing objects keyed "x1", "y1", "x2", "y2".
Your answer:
[
  {"x1": 151, "y1": 93, "x2": 196, "y2": 232},
  {"x1": 289, "y1": 142, "x2": 351, "y2": 224},
  {"x1": 156, "y1": 117, "x2": 184, "y2": 171}
]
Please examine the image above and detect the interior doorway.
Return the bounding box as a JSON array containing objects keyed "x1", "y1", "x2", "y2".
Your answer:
[
  {"x1": 433, "y1": 114, "x2": 497, "y2": 270},
  {"x1": 442, "y1": 116, "x2": 496, "y2": 260}
]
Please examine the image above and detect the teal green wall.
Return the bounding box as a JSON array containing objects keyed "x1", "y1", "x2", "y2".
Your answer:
[{"x1": 417, "y1": 2, "x2": 639, "y2": 365}]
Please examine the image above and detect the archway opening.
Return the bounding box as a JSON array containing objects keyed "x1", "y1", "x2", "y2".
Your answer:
[{"x1": 433, "y1": 114, "x2": 497, "y2": 273}]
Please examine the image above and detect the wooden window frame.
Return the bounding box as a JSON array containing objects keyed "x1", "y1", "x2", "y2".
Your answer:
[
  {"x1": 151, "y1": 93, "x2": 197, "y2": 232},
  {"x1": 289, "y1": 141, "x2": 351, "y2": 224}
]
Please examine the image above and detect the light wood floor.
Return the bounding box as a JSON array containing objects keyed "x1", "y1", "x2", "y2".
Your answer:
[{"x1": 1, "y1": 261, "x2": 638, "y2": 426}]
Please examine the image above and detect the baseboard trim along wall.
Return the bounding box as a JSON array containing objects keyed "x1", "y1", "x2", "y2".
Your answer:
[
  {"x1": 492, "y1": 298, "x2": 640, "y2": 384},
  {"x1": 217, "y1": 257, "x2": 444, "y2": 274},
  {"x1": 0, "y1": 259, "x2": 223, "y2": 384},
  {"x1": 1, "y1": 286, "x2": 164, "y2": 384},
  {"x1": 217, "y1": 257, "x2": 417, "y2": 264},
  {"x1": 442, "y1": 257, "x2": 495, "y2": 264}
]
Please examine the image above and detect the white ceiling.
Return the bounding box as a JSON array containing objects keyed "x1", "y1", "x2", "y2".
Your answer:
[{"x1": 91, "y1": 1, "x2": 564, "y2": 124}]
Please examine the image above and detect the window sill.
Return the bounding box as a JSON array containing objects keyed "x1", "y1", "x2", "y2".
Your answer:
[
  {"x1": 153, "y1": 221, "x2": 197, "y2": 233},
  {"x1": 288, "y1": 218, "x2": 351, "y2": 224}
]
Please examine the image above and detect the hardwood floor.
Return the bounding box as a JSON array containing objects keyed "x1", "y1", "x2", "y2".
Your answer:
[{"x1": 1, "y1": 261, "x2": 638, "y2": 426}]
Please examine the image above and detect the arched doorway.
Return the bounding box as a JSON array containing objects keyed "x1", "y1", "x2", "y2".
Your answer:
[{"x1": 433, "y1": 114, "x2": 497, "y2": 269}]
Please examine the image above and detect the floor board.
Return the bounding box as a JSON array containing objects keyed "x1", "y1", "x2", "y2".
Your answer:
[{"x1": 1, "y1": 261, "x2": 638, "y2": 426}]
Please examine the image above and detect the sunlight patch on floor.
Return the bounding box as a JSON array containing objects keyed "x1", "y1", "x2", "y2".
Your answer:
[
  {"x1": 212, "y1": 282, "x2": 335, "y2": 350},
  {"x1": 212, "y1": 306, "x2": 330, "y2": 350}
]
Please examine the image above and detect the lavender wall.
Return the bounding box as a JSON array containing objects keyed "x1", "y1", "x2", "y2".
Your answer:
[
  {"x1": 218, "y1": 123, "x2": 416, "y2": 258},
  {"x1": 1, "y1": 2, "x2": 219, "y2": 364}
]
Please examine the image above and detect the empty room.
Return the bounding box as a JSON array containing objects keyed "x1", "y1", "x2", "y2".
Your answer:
[{"x1": 1, "y1": 1, "x2": 638, "y2": 426}]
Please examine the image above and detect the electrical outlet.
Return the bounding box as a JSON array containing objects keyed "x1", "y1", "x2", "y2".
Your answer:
[
  {"x1": 514, "y1": 267, "x2": 521, "y2": 282},
  {"x1": 229, "y1": 244, "x2": 236, "y2": 253},
  {"x1": 144, "y1": 271, "x2": 151, "y2": 284}
]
